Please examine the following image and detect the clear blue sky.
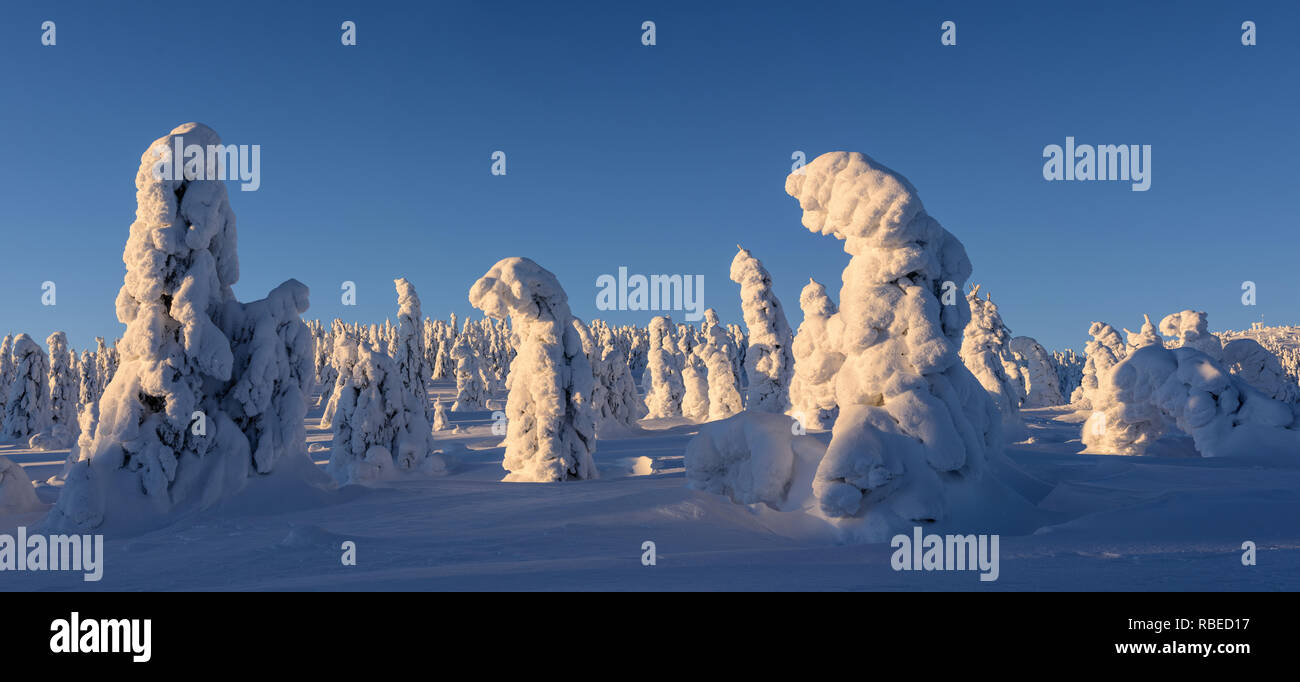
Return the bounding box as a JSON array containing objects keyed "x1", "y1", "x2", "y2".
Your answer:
[{"x1": 1, "y1": 0, "x2": 1296, "y2": 352}]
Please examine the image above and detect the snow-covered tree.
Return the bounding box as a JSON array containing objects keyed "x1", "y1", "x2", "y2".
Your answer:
[
  {"x1": 698, "y1": 309, "x2": 744, "y2": 421},
  {"x1": 431, "y1": 396, "x2": 449, "y2": 432},
  {"x1": 586, "y1": 319, "x2": 646, "y2": 433},
  {"x1": 1009, "y1": 337, "x2": 1065, "y2": 407},
  {"x1": 46, "y1": 332, "x2": 79, "y2": 439},
  {"x1": 1159, "y1": 310, "x2": 1222, "y2": 360},
  {"x1": 450, "y1": 334, "x2": 488, "y2": 412},
  {"x1": 783, "y1": 151, "x2": 1004, "y2": 534},
  {"x1": 1052, "y1": 348, "x2": 1085, "y2": 400},
  {"x1": 392, "y1": 278, "x2": 435, "y2": 455},
  {"x1": 95, "y1": 337, "x2": 119, "y2": 394},
  {"x1": 47, "y1": 123, "x2": 322, "y2": 532},
  {"x1": 1071, "y1": 322, "x2": 1127, "y2": 408},
  {"x1": 961, "y1": 286, "x2": 1026, "y2": 440},
  {"x1": 469, "y1": 257, "x2": 597, "y2": 482},
  {"x1": 730, "y1": 246, "x2": 794, "y2": 413},
  {"x1": 789, "y1": 278, "x2": 842, "y2": 429},
  {"x1": 1082, "y1": 343, "x2": 1300, "y2": 457},
  {"x1": 321, "y1": 330, "x2": 361, "y2": 429},
  {"x1": 679, "y1": 343, "x2": 710, "y2": 422},
  {"x1": 0, "y1": 334, "x2": 13, "y2": 417},
  {"x1": 1221, "y1": 337, "x2": 1300, "y2": 404},
  {"x1": 643, "y1": 316, "x2": 684, "y2": 418},
  {"x1": 1124, "y1": 314, "x2": 1162, "y2": 352},
  {"x1": 327, "y1": 344, "x2": 405, "y2": 483},
  {"x1": 2, "y1": 334, "x2": 51, "y2": 442}
]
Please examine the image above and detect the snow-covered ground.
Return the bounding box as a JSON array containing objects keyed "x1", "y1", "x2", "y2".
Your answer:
[{"x1": 2, "y1": 381, "x2": 1295, "y2": 591}]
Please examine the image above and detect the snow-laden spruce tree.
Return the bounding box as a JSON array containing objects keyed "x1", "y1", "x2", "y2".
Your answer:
[
  {"x1": 450, "y1": 334, "x2": 488, "y2": 411},
  {"x1": 2, "y1": 334, "x2": 51, "y2": 442},
  {"x1": 321, "y1": 330, "x2": 361, "y2": 429},
  {"x1": 643, "y1": 316, "x2": 685, "y2": 418},
  {"x1": 698, "y1": 309, "x2": 743, "y2": 421},
  {"x1": 46, "y1": 332, "x2": 80, "y2": 440},
  {"x1": 680, "y1": 343, "x2": 711, "y2": 422},
  {"x1": 1082, "y1": 343, "x2": 1300, "y2": 457},
  {"x1": 783, "y1": 151, "x2": 1004, "y2": 533},
  {"x1": 1124, "y1": 314, "x2": 1162, "y2": 352},
  {"x1": 431, "y1": 396, "x2": 449, "y2": 432},
  {"x1": 1159, "y1": 310, "x2": 1222, "y2": 360},
  {"x1": 789, "y1": 278, "x2": 843, "y2": 430},
  {"x1": 1053, "y1": 348, "x2": 1085, "y2": 400},
  {"x1": 1221, "y1": 338, "x2": 1300, "y2": 404},
  {"x1": 961, "y1": 286, "x2": 1026, "y2": 439},
  {"x1": 95, "y1": 337, "x2": 119, "y2": 395},
  {"x1": 730, "y1": 246, "x2": 794, "y2": 412},
  {"x1": 327, "y1": 344, "x2": 404, "y2": 483},
  {"x1": 587, "y1": 319, "x2": 646, "y2": 433},
  {"x1": 392, "y1": 278, "x2": 435, "y2": 450},
  {"x1": 1009, "y1": 337, "x2": 1065, "y2": 407},
  {"x1": 78, "y1": 349, "x2": 100, "y2": 409},
  {"x1": 469, "y1": 257, "x2": 597, "y2": 482},
  {"x1": 0, "y1": 334, "x2": 13, "y2": 416},
  {"x1": 46, "y1": 123, "x2": 322, "y2": 532},
  {"x1": 1071, "y1": 322, "x2": 1127, "y2": 408}
]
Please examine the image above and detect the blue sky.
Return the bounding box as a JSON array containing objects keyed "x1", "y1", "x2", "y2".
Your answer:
[{"x1": 1, "y1": 0, "x2": 1296, "y2": 352}]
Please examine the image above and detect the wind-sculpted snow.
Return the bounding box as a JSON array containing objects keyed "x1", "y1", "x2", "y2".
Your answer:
[
  {"x1": 44, "y1": 123, "x2": 324, "y2": 533},
  {"x1": 469, "y1": 257, "x2": 597, "y2": 482},
  {"x1": 780, "y1": 151, "x2": 1008, "y2": 538}
]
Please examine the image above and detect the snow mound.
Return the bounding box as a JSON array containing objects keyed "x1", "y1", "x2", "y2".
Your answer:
[
  {"x1": 685, "y1": 411, "x2": 821, "y2": 508},
  {"x1": 0, "y1": 456, "x2": 43, "y2": 514}
]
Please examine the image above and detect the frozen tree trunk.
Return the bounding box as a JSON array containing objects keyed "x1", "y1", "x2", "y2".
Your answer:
[
  {"x1": 730, "y1": 246, "x2": 794, "y2": 413},
  {"x1": 789, "y1": 278, "x2": 842, "y2": 430},
  {"x1": 469, "y1": 257, "x2": 597, "y2": 482},
  {"x1": 46, "y1": 123, "x2": 322, "y2": 533},
  {"x1": 699, "y1": 309, "x2": 743, "y2": 421},
  {"x1": 785, "y1": 151, "x2": 1004, "y2": 536},
  {"x1": 2, "y1": 334, "x2": 51, "y2": 442},
  {"x1": 643, "y1": 316, "x2": 684, "y2": 418},
  {"x1": 960, "y1": 287, "x2": 1026, "y2": 440},
  {"x1": 1010, "y1": 337, "x2": 1065, "y2": 407}
]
